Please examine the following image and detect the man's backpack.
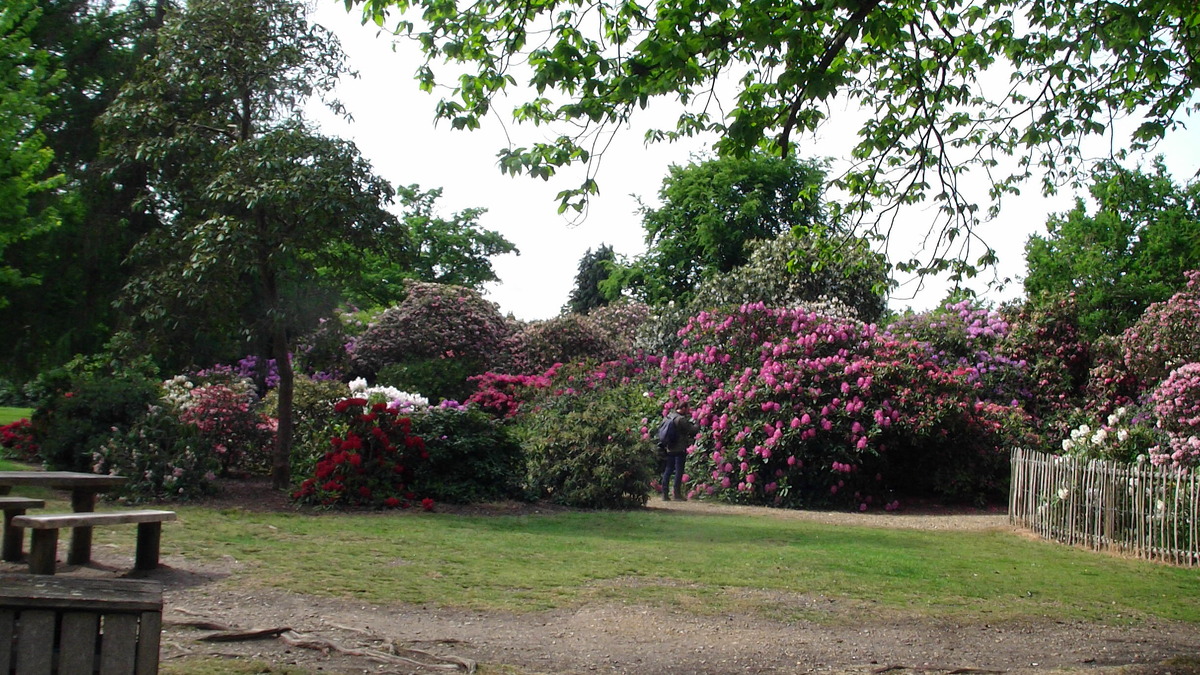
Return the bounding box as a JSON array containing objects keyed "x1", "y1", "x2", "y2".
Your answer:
[{"x1": 655, "y1": 415, "x2": 678, "y2": 451}]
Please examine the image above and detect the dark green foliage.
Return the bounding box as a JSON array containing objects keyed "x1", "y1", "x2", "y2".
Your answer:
[
  {"x1": 261, "y1": 375, "x2": 349, "y2": 484},
  {"x1": 1024, "y1": 159, "x2": 1200, "y2": 339},
  {"x1": 0, "y1": 1, "x2": 167, "y2": 382},
  {"x1": 33, "y1": 371, "x2": 160, "y2": 471},
  {"x1": 566, "y1": 244, "x2": 615, "y2": 314},
  {"x1": 608, "y1": 154, "x2": 829, "y2": 305},
  {"x1": 518, "y1": 384, "x2": 656, "y2": 509},
  {"x1": 377, "y1": 357, "x2": 481, "y2": 404},
  {"x1": 409, "y1": 406, "x2": 524, "y2": 504}
]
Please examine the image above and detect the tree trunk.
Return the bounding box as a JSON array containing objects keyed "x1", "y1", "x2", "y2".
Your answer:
[{"x1": 270, "y1": 325, "x2": 294, "y2": 491}]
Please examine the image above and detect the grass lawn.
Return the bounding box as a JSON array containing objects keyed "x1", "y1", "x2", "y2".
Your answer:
[
  {"x1": 0, "y1": 407, "x2": 31, "y2": 425},
  {"x1": 158, "y1": 503, "x2": 1200, "y2": 626}
]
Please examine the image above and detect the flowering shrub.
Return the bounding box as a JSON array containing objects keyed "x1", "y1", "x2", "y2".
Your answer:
[
  {"x1": 408, "y1": 405, "x2": 525, "y2": 503},
  {"x1": 0, "y1": 419, "x2": 38, "y2": 461},
  {"x1": 656, "y1": 303, "x2": 1026, "y2": 509},
  {"x1": 92, "y1": 405, "x2": 219, "y2": 503},
  {"x1": 292, "y1": 398, "x2": 434, "y2": 509},
  {"x1": 503, "y1": 314, "x2": 622, "y2": 374},
  {"x1": 165, "y1": 372, "x2": 276, "y2": 476},
  {"x1": 466, "y1": 370, "x2": 555, "y2": 418},
  {"x1": 1149, "y1": 363, "x2": 1200, "y2": 468},
  {"x1": 1058, "y1": 405, "x2": 1162, "y2": 464},
  {"x1": 347, "y1": 377, "x2": 429, "y2": 410},
  {"x1": 350, "y1": 282, "x2": 512, "y2": 379},
  {"x1": 1084, "y1": 335, "x2": 1143, "y2": 417},
  {"x1": 1119, "y1": 270, "x2": 1200, "y2": 388},
  {"x1": 999, "y1": 292, "x2": 1092, "y2": 437},
  {"x1": 886, "y1": 299, "x2": 1029, "y2": 407},
  {"x1": 585, "y1": 301, "x2": 652, "y2": 350},
  {"x1": 690, "y1": 230, "x2": 889, "y2": 322}
]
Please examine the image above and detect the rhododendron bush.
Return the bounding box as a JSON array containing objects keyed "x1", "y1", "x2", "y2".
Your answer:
[
  {"x1": 501, "y1": 314, "x2": 622, "y2": 374},
  {"x1": 350, "y1": 282, "x2": 513, "y2": 386},
  {"x1": 164, "y1": 372, "x2": 276, "y2": 476},
  {"x1": 292, "y1": 398, "x2": 434, "y2": 509},
  {"x1": 1150, "y1": 363, "x2": 1200, "y2": 468},
  {"x1": 1119, "y1": 270, "x2": 1200, "y2": 389},
  {"x1": 659, "y1": 303, "x2": 1029, "y2": 508},
  {"x1": 93, "y1": 404, "x2": 220, "y2": 503}
]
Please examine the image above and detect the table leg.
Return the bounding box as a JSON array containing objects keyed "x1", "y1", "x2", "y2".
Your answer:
[
  {"x1": 2, "y1": 507, "x2": 28, "y2": 561},
  {"x1": 67, "y1": 489, "x2": 97, "y2": 565}
]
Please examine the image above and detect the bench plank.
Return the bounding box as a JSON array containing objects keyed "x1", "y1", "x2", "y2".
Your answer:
[
  {"x1": 11, "y1": 509, "x2": 176, "y2": 529},
  {"x1": 0, "y1": 496, "x2": 46, "y2": 508},
  {"x1": 16, "y1": 608, "x2": 55, "y2": 675},
  {"x1": 0, "y1": 575, "x2": 163, "y2": 612},
  {"x1": 8, "y1": 511, "x2": 176, "y2": 575},
  {"x1": 100, "y1": 613, "x2": 140, "y2": 675},
  {"x1": 59, "y1": 611, "x2": 100, "y2": 675},
  {"x1": 0, "y1": 609, "x2": 13, "y2": 674}
]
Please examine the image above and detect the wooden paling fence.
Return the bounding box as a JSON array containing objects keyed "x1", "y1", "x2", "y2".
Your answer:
[{"x1": 1009, "y1": 448, "x2": 1200, "y2": 566}]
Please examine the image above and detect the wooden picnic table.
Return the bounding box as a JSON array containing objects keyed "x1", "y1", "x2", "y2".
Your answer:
[{"x1": 0, "y1": 471, "x2": 127, "y2": 565}]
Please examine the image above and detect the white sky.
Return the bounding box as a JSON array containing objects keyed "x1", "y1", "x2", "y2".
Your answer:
[{"x1": 305, "y1": 3, "x2": 1200, "y2": 322}]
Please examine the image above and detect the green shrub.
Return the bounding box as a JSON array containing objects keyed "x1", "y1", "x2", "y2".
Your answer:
[
  {"x1": 261, "y1": 375, "x2": 350, "y2": 485},
  {"x1": 92, "y1": 404, "x2": 220, "y2": 503},
  {"x1": 34, "y1": 374, "x2": 160, "y2": 471},
  {"x1": 517, "y1": 384, "x2": 656, "y2": 509},
  {"x1": 409, "y1": 404, "x2": 524, "y2": 504},
  {"x1": 377, "y1": 356, "x2": 481, "y2": 404}
]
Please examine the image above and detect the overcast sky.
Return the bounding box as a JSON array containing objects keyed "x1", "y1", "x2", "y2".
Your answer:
[{"x1": 305, "y1": 3, "x2": 1200, "y2": 322}]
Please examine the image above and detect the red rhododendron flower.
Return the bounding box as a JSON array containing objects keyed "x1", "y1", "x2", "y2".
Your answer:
[
  {"x1": 359, "y1": 486, "x2": 371, "y2": 498},
  {"x1": 384, "y1": 497, "x2": 401, "y2": 508},
  {"x1": 421, "y1": 498, "x2": 435, "y2": 511}
]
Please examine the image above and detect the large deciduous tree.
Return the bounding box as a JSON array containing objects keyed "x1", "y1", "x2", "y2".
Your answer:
[
  {"x1": 1024, "y1": 158, "x2": 1200, "y2": 339},
  {"x1": 0, "y1": 0, "x2": 169, "y2": 380},
  {"x1": 330, "y1": 185, "x2": 519, "y2": 309},
  {"x1": 102, "y1": 0, "x2": 406, "y2": 489},
  {"x1": 607, "y1": 153, "x2": 829, "y2": 305},
  {"x1": 0, "y1": 0, "x2": 63, "y2": 305},
  {"x1": 352, "y1": 0, "x2": 1198, "y2": 280}
]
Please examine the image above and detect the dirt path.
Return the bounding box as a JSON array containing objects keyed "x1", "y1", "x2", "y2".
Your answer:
[{"x1": 6, "y1": 493, "x2": 1199, "y2": 674}]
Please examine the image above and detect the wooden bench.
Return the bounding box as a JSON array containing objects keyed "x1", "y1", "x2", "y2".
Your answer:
[
  {"x1": 1, "y1": 496, "x2": 45, "y2": 562},
  {"x1": 0, "y1": 574, "x2": 163, "y2": 674},
  {"x1": 10, "y1": 510, "x2": 177, "y2": 575}
]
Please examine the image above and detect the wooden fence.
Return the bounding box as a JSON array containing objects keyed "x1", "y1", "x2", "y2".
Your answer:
[{"x1": 1009, "y1": 448, "x2": 1200, "y2": 566}]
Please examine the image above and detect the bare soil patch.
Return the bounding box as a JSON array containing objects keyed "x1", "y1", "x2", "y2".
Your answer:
[{"x1": 5, "y1": 479, "x2": 1199, "y2": 675}]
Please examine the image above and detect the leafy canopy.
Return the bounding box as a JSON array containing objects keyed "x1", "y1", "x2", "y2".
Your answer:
[
  {"x1": 0, "y1": 0, "x2": 64, "y2": 304},
  {"x1": 1024, "y1": 158, "x2": 1200, "y2": 340},
  {"x1": 102, "y1": 0, "x2": 405, "y2": 487},
  {"x1": 352, "y1": 0, "x2": 1199, "y2": 280},
  {"x1": 605, "y1": 153, "x2": 830, "y2": 305}
]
